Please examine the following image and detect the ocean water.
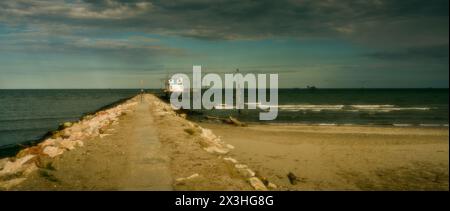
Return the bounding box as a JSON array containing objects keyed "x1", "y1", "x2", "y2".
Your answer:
[
  {"x1": 191, "y1": 89, "x2": 449, "y2": 126},
  {"x1": 0, "y1": 89, "x2": 143, "y2": 150}
]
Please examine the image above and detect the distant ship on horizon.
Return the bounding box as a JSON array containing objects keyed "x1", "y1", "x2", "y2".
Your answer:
[{"x1": 306, "y1": 85, "x2": 317, "y2": 90}]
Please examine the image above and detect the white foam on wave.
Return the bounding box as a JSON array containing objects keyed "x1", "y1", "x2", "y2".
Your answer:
[
  {"x1": 351, "y1": 105, "x2": 431, "y2": 112},
  {"x1": 393, "y1": 124, "x2": 414, "y2": 127},
  {"x1": 274, "y1": 104, "x2": 432, "y2": 112},
  {"x1": 351, "y1": 105, "x2": 395, "y2": 109},
  {"x1": 419, "y1": 124, "x2": 442, "y2": 127},
  {"x1": 318, "y1": 123, "x2": 338, "y2": 126},
  {"x1": 261, "y1": 104, "x2": 345, "y2": 111}
]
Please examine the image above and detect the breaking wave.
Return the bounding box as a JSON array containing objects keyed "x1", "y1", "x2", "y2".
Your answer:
[
  {"x1": 214, "y1": 103, "x2": 433, "y2": 113},
  {"x1": 254, "y1": 104, "x2": 432, "y2": 112}
]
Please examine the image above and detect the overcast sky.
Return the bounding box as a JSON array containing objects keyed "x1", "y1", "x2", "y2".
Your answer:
[{"x1": 0, "y1": 0, "x2": 448, "y2": 88}]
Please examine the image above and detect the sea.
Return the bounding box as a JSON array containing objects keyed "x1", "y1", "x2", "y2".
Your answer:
[
  {"x1": 190, "y1": 88, "x2": 449, "y2": 127},
  {"x1": 0, "y1": 89, "x2": 448, "y2": 153}
]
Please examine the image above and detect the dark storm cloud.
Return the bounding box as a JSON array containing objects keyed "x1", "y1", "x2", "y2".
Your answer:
[
  {"x1": 88, "y1": 0, "x2": 449, "y2": 39},
  {"x1": 0, "y1": 0, "x2": 448, "y2": 62}
]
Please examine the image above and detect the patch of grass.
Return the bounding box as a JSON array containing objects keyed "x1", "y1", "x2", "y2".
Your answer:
[
  {"x1": 43, "y1": 162, "x2": 56, "y2": 171},
  {"x1": 39, "y1": 170, "x2": 59, "y2": 183},
  {"x1": 36, "y1": 158, "x2": 56, "y2": 171}
]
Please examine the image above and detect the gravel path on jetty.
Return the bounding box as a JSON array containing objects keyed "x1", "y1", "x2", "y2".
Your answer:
[{"x1": 1, "y1": 94, "x2": 253, "y2": 190}]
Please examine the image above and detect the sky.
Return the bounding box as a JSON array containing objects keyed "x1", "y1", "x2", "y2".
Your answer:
[{"x1": 0, "y1": 0, "x2": 448, "y2": 89}]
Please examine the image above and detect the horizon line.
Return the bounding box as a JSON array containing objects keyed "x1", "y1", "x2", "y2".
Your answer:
[{"x1": 0, "y1": 88, "x2": 448, "y2": 90}]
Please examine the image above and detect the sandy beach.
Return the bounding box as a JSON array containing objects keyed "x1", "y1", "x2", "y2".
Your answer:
[
  {"x1": 200, "y1": 123, "x2": 449, "y2": 190},
  {"x1": 0, "y1": 93, "x2": 448, "y2": 191}
]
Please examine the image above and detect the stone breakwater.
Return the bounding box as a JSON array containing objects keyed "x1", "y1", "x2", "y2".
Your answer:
[
  {"x1": 0, "y1": 97, "x2": 139, "y2": 189},
  {"x1": 0, "y1": 94, "x2": 275, "y2": 191}
]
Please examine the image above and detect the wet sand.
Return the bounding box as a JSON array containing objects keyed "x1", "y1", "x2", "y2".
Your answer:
[{"x1": 201, "y1": 123, "x2": 449, "y2": 190}]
